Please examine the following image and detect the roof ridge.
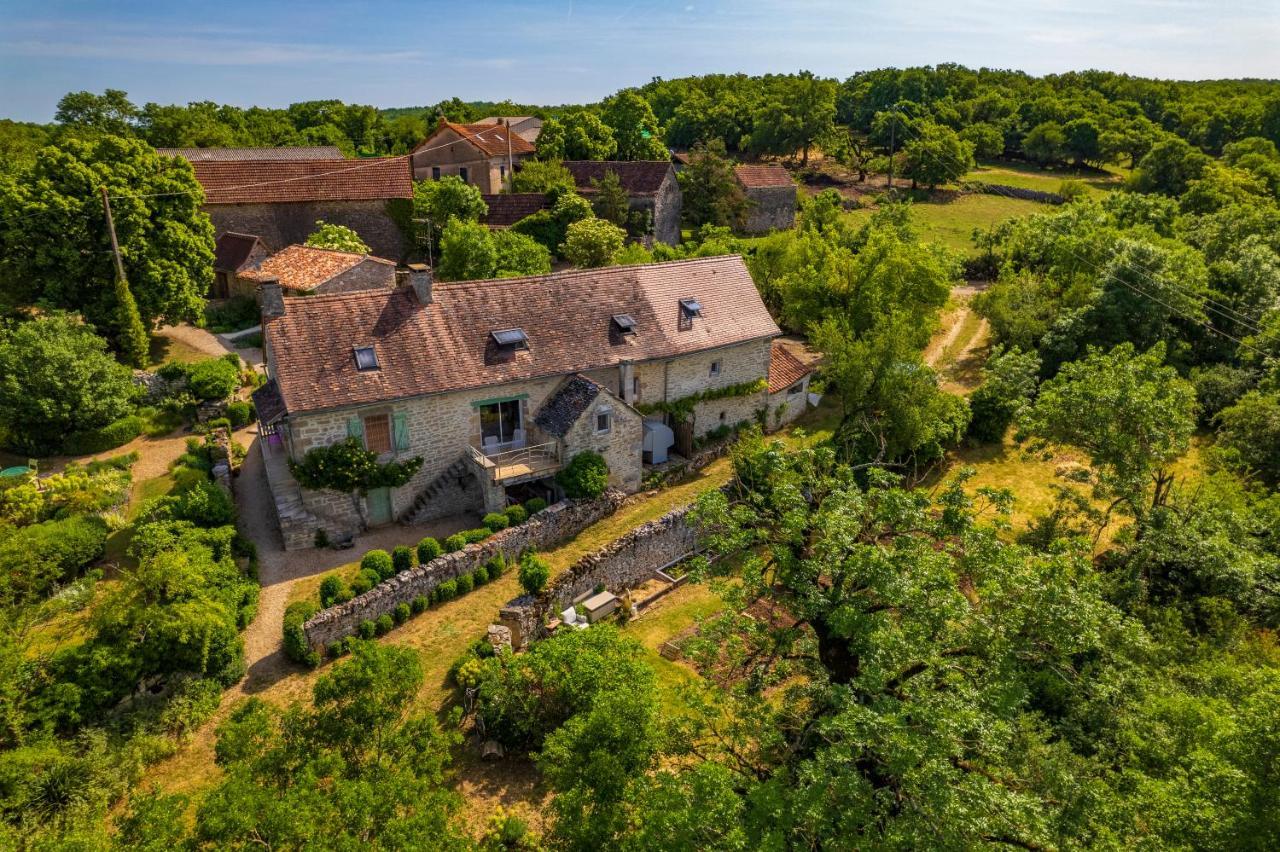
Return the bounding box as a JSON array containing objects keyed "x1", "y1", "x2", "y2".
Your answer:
[
  {"x1": 278, "y1": 243, "x2": 392, "y2": 263},
  {"x1": 430, "y1": 254, "x2": 747, "y2": 291}
]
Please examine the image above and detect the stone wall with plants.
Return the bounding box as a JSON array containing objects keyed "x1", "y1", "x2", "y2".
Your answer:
[{"x1": 298, "y1": 489, "x2": 627, "y2": 654}]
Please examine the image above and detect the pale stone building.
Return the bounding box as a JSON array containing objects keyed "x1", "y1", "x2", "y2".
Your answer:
[
  {"x1": 230, "y1": 244, "x2": 397, "y2": 299},
  {"x1": 254, "y1": 256, "x2": 805, "y2": 548},
  {"x1": 735, "y1": 164, "x2": 797, "y2": 233},
  {"x1": 411, "y1": 120, "x2": 536, "y2": 193}
]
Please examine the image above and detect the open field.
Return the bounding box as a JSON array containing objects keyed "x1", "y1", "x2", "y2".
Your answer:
[
  {"x1": 963, "y1": 161, "x2": 1127, "y2": 197},
  {"x1": 843, "y1": 193, "x2": 1048, "y2": 255}
]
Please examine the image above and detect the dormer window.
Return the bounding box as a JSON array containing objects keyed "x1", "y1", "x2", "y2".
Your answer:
[
  {"x1": 678, "y1": 298, "x2": 702, "y2": 331},
  {"x1": 354, "y1": 346, "x2": 379, "y2": 371},
  {"x1": 491, "y1": 328, "x2": 529, "y2": 350},
  {"x1": 612, "y1": 314, "x2": 637, "y2": 335}
]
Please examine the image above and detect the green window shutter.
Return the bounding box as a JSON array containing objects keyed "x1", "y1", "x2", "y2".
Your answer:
[
  {"x1": 392, "y1": 412, "x2": 410, "y2": 451},
  {"x1": 347, "y1": 417, "x2": 364, "y2": 440}
]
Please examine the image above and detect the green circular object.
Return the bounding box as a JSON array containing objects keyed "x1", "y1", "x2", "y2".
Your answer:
[{"x1": 0, "y1": 466, "x2": 33, "y2": 478}]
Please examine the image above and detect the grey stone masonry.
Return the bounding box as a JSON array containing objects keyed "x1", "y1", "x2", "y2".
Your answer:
[
  {"x1": 301, "y1": 489, "x2": 627, "y2": 651},
  {"x1": 499, "y1": 496, "x2": 706, "y2": 647}
]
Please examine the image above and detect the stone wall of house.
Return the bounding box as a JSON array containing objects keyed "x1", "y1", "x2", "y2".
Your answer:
[
  {"x1": 410, "y1": 127, "x2": 527, "y2": 193},
  {"x1": 743, "y1": 185, "x2": 797, "y2": 234},
  {"x1": 560, "y1": 389, "x2": 644, "y2": 493},
  {"x1": 301, "y1": 489, "x2": 627, "y2": 651},
  {"x1": 312, "y1": 259, "x2": 398, "y2": 294},
  {"x1": 205, "y1": 199, "x2": 407, "y2": 262},
  {"x1": 651, "y1": 171, "x2": 683, "y2": 246},
  {"x1": 767, "y1": 374, "x2": 811, "y2": 430},
  {"x1": 665, "y1": 338, "x2": 772, "y2": 438},
  {"x1": 499, "y1": 498, "x2": 704, "y2": 647}
]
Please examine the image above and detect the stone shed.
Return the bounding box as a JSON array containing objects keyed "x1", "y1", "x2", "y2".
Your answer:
[
  {"x1": 735, "y1": 164, "x2": 797, "y2": 234},
  {"x1": 563, "y1": 161, "x2": 683, "y2": 247},
  {"x1": 234, "y1": 244, "x2": 397, "y2": 299}
]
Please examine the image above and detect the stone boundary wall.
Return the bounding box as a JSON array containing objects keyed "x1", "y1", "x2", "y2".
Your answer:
[
  {"x1": 301, "y1": 489, "x2": 627, "y2": 650},
  {"x1": 963, "y1": 181, "x2": 1065, "y2": 205},
  {"x1": 500, "y1": 496, "x2": 710, "y2": 647}
]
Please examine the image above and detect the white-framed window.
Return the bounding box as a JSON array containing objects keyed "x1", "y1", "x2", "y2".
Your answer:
[
  {"x1": 595, "y1": 407, "x2": 612, "y2": 434},
  {"x1": 709, "y1": 360, "x2": 722, "y2": 377}
]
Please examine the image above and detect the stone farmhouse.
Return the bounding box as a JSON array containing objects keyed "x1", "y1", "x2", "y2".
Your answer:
[
  {"x1": 159, "y1": 145, "x2": 345, "y2": 162},
  {"x1": 217, "y1": 242, "x2": 397, "y2": 299},
  {"x1": 735, "y1": 164, "x2": 798, "y2": 233},
  {"x1": 252, "y1": 255, "x2": 809, "y2": 547},
  {"x1": 411, "y1": 120, "x2": 536, "y2": 193},
  {"x1": 473, "y1": 116, "x2": 543, "y2": 144},
  {"x1": 188, "y1": 156, "x2": 413, "y2": 261},
  {"x1": 563, "y1": 161, "x2": 683, "y2": 246}
]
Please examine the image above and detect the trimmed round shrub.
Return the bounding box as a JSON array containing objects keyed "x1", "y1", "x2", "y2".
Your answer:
[
  {"x1": 351, "y1": 569, "x2": 379, "y2": 596},
  {"x1": 456, "y1": 572, "x2": 475, "y2": 595},
  {"x1": 172, "y1": 480, "x2": 235, "y2": 527},
  {"x1": 504, "y1": 504, "x2": 528, "y2": 525},
  {"x1": 483, "y1": 512, "x2": 510, "y2": 533},
  {"x1": 518, "y1": 552, "x2": 551, "y2": 596},
  {"x1": 485, "y1": 553, "x2": 507, "y2": 579},
  {"x1": 524, "y1": 497, "x2": 548, "y2": 514},
  {"x1": 444, "y1": 533, "x2": 468, "y2": 552},
  {"x1": 393, "y1": 602, "x2": 411, "y2": 624},
  {"x1": 555, "y1": 450, "x2": 609, "y2": 499},
  {"x1": 436, "y1": 579, "x2": 458, "y2": 602},
  {"x1": 319, "y1": 574, "x2": 347, "y2": 608},
  {"x1": 463, "y1": 528, "x2": 491, "y2": 544},
  {"x1": 186, "y1": 357, "x2": 240, "y2": 401},
  {"x1": 361, "y1": 549, "x2": 394, "y2": 581},
  {"x1": 472, "y1": 565, "x2": 490, "y2": 586},
  {"x1": 62, "y1": 414, "x2": 145, "y2": 455},
  {"x1": 226, "y1": 400, "x2": 256, "y2": 428},
  {"x1": 416, "y1": 536, "x2": 443, "y2": 563},
  {"x1": 411, "y1": 595, "x2": 429, "y2": 614},
  {"x1": 375, "y1": 613, "x2": 395, "y2": 636},
  {"x1": 283, "y1": 600, "x2": 321, "y2": 666},
  {"x1": 392, "y1": 545, "x2": 416, "y2": 574},
  {"x1": 358, "y1": 619, "x2": 376, "y2": 639}
]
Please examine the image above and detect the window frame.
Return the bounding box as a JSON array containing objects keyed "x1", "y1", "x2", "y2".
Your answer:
[
  {"x1": 709, "y1": 360, "x2": 722, "y2": 377},
  {"x1": 354, "y1": 346, "x2": 379, "y2": 371},
  {"x1": 595, "y1": 407, "x2": 612, "y2": 434},
  {"x1": 431, "y1": 166, "x2": 441, "y2": 180},
  {"x1": 458, "y1": 166, "x2": 469, "y2": 183},
  {"x1": 363, "y1": 413, "x2": 393, "y2": 455}
]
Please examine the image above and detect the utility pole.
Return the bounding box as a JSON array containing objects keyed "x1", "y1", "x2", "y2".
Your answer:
[
  {"x1": 886, "y1": 109, "x2": 896, "y2": 191},
  {"x1": 505, "y1": 119, "x2": 514, "y2": 190},
  {"x1": 100, "y1": 187, "x2": 127, "y2": 283}
]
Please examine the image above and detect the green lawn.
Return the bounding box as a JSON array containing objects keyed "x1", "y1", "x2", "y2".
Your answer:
[
  {"x1": 147, "y1": 333, "x2": 208, "y2": 369},
  {"x1": 963, "y1": 161, "x2": 1125, "y2": 197},
  {"x1": 844, "y1": 193, "x2": 1049, "y2": 255}
]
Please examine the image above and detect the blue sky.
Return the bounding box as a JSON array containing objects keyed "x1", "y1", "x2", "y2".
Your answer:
[{"x1": 1, "y1": 0, "x2": 1277, "y2": 121}]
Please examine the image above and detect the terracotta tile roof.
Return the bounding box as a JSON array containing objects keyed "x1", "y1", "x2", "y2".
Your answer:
[
  {"x1": 191, "y1": 157, "x2": 412, "y2": 204},
  {"x1": 416, "y1": 122, "x2": 536, "y2": 159},
  {"x1": 534, "y1": 375, "x2": 603, "y2": 437},
  {"x1": 158, "y1": 146, "x2": 345, "y2": 162},
  {"x1": 735, "y1": 164, "x2": 795, "y2": 189},
  {"x1": 475, "y1": 116, "x2": 535, "y2": 125},
  {"x1": 768, "y1": 340, "x2": 812, "y2": 394},
  {"x1": 240, "y1": 245, "x2": 395, "y2": 292},
  {"x1": 265, "y1": 255, "x2": 780, "y2": 416},
  {"x1": 481, "y1": 193, "x2": 551, "y2": 228},
  {"x1": 563, "y1": 161, "x2": 674, "y2": 195},
  {"x1": 213, "y1": 232, "x2": 265, "y2": 272}
]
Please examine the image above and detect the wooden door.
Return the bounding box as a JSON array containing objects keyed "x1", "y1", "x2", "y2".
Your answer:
[
  {"x1": 673, "y1": 420, "x2": 694, "y2": 459},
  {"x1": 366, "y1": 487, "x2": 393, "y2": 526}
]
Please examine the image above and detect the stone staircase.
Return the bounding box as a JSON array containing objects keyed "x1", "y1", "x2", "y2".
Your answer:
[
  {"x1": 261, "y1": 442, "x2": 329, "y2": 550},
  {"x1": 399, "y1": 456, "x2": 473, "y2": 525}
]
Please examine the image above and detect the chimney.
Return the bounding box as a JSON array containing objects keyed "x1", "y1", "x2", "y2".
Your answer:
[
  {"x1": 407, "y1": 263, "x2": 433, "y2": 305},
  {"x1": 258, "y1": 277, "x2": 285, "y2": 318}
]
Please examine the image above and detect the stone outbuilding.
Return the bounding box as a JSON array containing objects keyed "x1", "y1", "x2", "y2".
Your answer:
[
  {"x1": 735, "y1": 164, "x2": 797, "y2": 233},
  {"x1": 480, "y1": 193, "x2": 551, "y2": 229},
  {"x1": 473, "y1": 116, "x2": 543, "y2": 144},
  {"x1": 411, "y1": 120, "x2": 535, "y2": 193},
  {"x1": 233, "y1": 245, "x2": 398, "y2": 299},
  {"x1": 562, "y1": 161, "x2": 683, "y2": 247},
  {"x1": 766, "y1": 341, "x2": 814, "y2": 429},
  {"x1": 189, "y1": 156, "x2": 413, "y2": 261},
  {"x1": 212, "y1": 232, "x2": 270, "y2": 298}
]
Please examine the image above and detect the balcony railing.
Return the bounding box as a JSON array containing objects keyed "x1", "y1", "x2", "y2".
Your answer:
[{"x1": 468, "y1": 441, "x2": 562, "y2": 483}]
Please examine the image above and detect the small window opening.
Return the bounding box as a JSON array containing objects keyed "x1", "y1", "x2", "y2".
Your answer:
[
  {"x1": 354, "y1": 346, "x2": 379, "y2": 371},
  {"x1": 709, "y1": 360, "x2": 722, "y2": 376},
  {"x1": 491, "y1": 328, "x2": 529, "y2": 350},
  {"x1": 612, "y1": 313, "x2": 637, "y2": 335}
]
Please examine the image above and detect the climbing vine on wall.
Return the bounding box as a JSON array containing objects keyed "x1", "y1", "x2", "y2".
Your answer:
[
  {"x1": 290, "y1": 438, "x2": 424, "y2": 494},
  {"x1": 634, "y1": 378, "x2": 767, "y2": 421}
]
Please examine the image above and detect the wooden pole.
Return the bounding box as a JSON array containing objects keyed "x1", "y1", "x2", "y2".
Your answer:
[{"x1": 100, "y1": 186, "x2": 127, "y2": 282}]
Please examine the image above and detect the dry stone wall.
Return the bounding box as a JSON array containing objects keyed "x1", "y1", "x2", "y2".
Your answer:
[{"x1": 302, "y1": 489, "x2": 627, "y2": 650}]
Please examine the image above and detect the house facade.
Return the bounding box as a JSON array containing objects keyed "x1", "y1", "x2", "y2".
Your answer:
[
  {"x1": 411, "y1": 121, "x2": 536, "y2": 193},
  {"x1": 254, "y1": 256, "x2": 803, "y2": 547},
  {"x1": 562, "y1": 161, "x2": 683, "y2": 246},
  {"x1": 190, "y1": 157, "x2": 413, "y2": 261},
  {"x1": 735, "y1": 164, "x2": 797, "y2": 233},
  {"x1": 474, "y1": 116, "x2": 543, "y2": 144}
]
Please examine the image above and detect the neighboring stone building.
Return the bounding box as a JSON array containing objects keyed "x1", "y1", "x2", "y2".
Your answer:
[
  {"x1": 766, "y1": 341, "x2": 814, "y2": 429},
  {"x1": 473, "y1": 116, "x2": 543, "y2": 144},
  {"x1": 411, "y1": 120, "x2": 535, "y2": 192},
  {"x1": 212, "y1": 232, "x2": 270, "y2": 298},
  {"x1": 562, "y1": 161, "x2": 683, "y2": 246},
  {"x1": 229, "y1": 244, "x2": 397, "y2": 298},
  {"x1": 735, "y1": 164, "x2": 797, "y2": 233},
  {"x1": 480, "y1": 193, "x2": 550, "y2": 229},
  {"x1": 255, "y1": 255, "x2": 799, "y2": 546},
  {"x1": 189, "y1": 157, "x2": 413, "y2": 261},
  {"x1": 159, "y1": 146, "x2": 345, "y2": 162}
]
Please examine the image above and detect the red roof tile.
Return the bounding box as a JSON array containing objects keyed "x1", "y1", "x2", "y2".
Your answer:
[
  {"x1": 192, "y1": 157, "x2": 412, "y2": 205},
  {"x1": 265, "y1": 255, "x2": 780, "y2": 416},
  {"x1": 768, "y1": 341, "x2": 812, "y2": 394},
  {"x1": 159, "y1": 146, "x2": 345, "y2": 162},
  {"x1": 415, "y1": 122, "x2": 536, "y2": 159},
  {"x1": 563, "y1": 161, "x2": 674, "y2": 195},
  {"x1": 240, "y1": 245, "x2": 394, "y2": 292},
  {"x1": 481, "y1": 193, "x2": 551, "y2": 227},
  {"x1": 735, "y1": 164, "x2": 795, "y2": 189}
]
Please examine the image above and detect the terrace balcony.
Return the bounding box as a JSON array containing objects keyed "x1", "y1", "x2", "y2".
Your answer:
[{"x1": 467, "y1": 440, "x2": 562, "y2": 485}]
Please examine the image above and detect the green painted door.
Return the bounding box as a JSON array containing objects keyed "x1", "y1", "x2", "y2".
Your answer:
[{"x1": 366, "y1": 487, "x2": 393, "y2": 526}]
